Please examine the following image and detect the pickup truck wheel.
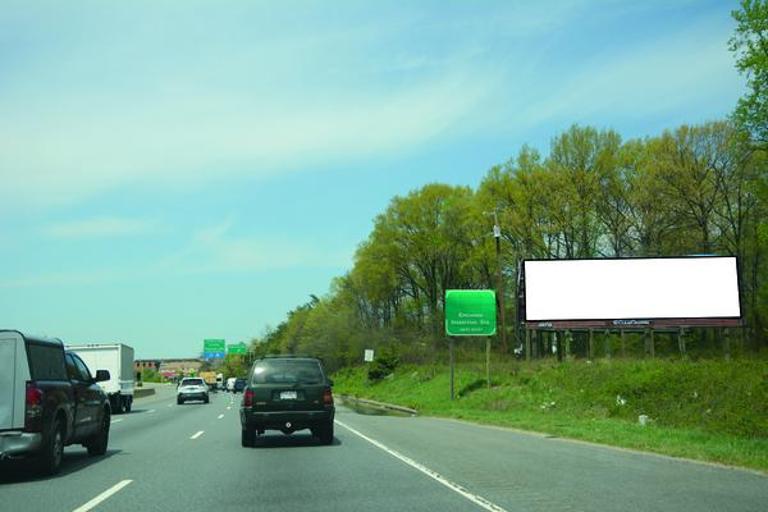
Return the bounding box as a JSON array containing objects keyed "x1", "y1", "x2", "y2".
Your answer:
[
  {"x1": 86, "y1": 410, "x2": 110, "y2": 457},
  {"x1": 38, "y1": 419, "x2": 65, "y2": 475},
  {"x1": 241, "y1": 427, "x2": 255, "y2": 447}
]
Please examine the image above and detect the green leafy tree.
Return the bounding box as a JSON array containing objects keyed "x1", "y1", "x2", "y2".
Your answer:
[{"x1": 730, "y1": 0, "x2": 768, "y2": 144}]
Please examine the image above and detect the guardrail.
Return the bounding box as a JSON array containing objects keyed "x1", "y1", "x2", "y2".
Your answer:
[
  {"x1": 338, "y1": 394, "x2": 418, "y2": 416},
  {"x1": 134, "y1": 388, "x2": 156, "y2": 399}
]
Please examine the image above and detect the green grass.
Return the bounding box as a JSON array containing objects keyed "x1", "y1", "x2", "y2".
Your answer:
[{"x1": 333, "y1": 358, "x2": 768, "y2": 472}]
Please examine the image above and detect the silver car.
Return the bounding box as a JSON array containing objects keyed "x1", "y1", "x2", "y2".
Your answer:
[{"x1": 177, "y1": 377, "x2": 209, "y2": 404}]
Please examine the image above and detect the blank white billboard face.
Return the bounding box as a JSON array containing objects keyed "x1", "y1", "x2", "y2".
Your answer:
[{"x1": 524, "y1": 257, "x2": 741, "y2": 321}]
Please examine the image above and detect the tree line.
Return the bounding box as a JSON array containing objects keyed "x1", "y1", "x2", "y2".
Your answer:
[{"x1": 249, "y1": 1, "x2": 768, "y2": 370}]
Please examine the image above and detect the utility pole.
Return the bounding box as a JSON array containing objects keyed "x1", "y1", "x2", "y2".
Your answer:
[{"x1": 492, "y1": 211, "x2": 508, "y2": 353}]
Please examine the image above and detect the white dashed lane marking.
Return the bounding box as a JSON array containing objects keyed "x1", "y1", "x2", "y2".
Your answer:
[
  {"x1": 335, "y1": 420, "x2": 508, "y2": 512},
  {"x1": 72, "y1": 480, "x2": 133, "y2": 512}
]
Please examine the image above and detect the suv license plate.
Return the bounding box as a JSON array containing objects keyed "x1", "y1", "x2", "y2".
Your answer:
[{"x1": 280, "y1": 391, "x2": 298, "y2": 400}]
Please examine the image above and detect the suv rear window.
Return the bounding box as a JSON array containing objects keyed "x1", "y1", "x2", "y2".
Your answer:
[
  {"x1": 26, "y1": 342, "x2": 67, "y2": 381},
  {"x1": 251, "y1": 359, "x2": 324, "y2": 385},
  {"x1": 181, "y1": 378, "x2": 204, "y2": 386}
]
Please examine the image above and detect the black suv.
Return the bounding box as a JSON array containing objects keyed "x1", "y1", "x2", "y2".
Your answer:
[{"x1": 239, "y1": 356, "x2": 335, "y2": 447}]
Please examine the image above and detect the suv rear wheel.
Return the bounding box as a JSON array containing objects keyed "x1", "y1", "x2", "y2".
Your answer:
[
  {"x1": 315, "y1": 420, "x2": 334, "y2": 445},
  {"x1": 241, "y1": 427, "x2": 256, "y2": 447}
]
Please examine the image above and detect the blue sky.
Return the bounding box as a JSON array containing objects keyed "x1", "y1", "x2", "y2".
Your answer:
[{"x1": 0, "y1": 1, "x2": 744, "y2": 358}]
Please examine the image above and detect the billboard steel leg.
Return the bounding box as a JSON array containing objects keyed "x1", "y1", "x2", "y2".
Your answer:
[{"x1": 525, "y1": 329, "x2": 531, "y2": 362}]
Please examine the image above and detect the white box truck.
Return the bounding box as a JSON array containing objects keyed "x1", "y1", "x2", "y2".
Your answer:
[{"x1": 65, "y1": 343, "x2": 135, "y2": 413}]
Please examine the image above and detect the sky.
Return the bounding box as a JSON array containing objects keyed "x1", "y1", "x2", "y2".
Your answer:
[{"x1": 0, "y1": 0, "x2": 745, "y2": 358}]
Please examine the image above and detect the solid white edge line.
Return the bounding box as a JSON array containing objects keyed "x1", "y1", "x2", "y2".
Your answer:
[
  {"x1": 72, "y1": 479, "x2": 132, "y2": 512},
  {"x1": 190, "y1": 430, "x2": 205, "y2": 440},
  {"x1": 110, "y1": 418, "x2": 123, "y2": 424},
  {"x1": 335, "y1": 420, "x2": 508, "y2": 512}
]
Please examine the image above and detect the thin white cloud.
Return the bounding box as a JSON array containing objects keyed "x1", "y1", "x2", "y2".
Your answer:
[
  {"x1": 180, "y1": 219, "x2": 352, "y2": 273},
  {"x1": 0, "y1": 72, "x2": 495, "y2": 208},
  {"x1": 1, "y1": 219, "x2": 352, "y2": 288},
  {"x1": 0, "y1": 1, "x2": 740, "y2": 211},
  {"x1": 0, "y1": 268, "x2": 139, "y2": 288},
  {"x1": 515, "y1": 13, "x2": 742, "y2": 129},
  {"x1": 44, "y1": 217, "x2": 157, "y2": 239}
]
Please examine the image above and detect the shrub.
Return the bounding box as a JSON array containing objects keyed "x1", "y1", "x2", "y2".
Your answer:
[{"x1": 367, "y1": 346, "x2": 400, "y2": 382}]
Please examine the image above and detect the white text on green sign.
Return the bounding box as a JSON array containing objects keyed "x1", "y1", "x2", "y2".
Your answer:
[{"x1": 445, "y1": 290, "x2": 497, "y2": 336}]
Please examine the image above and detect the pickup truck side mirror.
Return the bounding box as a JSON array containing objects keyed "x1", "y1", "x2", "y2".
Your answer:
[{"x1": 95, "y1": 369, "x2": 111, "y2": 382}]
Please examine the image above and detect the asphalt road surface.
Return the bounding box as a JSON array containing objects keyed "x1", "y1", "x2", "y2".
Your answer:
[{"x1": 1, "y1": 385, "x2": 766, "y2": 512}]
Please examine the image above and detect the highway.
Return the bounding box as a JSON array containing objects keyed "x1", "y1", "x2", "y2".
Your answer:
[{"x1": 1, "y1": 385, "x2": 766, "y2": 512}]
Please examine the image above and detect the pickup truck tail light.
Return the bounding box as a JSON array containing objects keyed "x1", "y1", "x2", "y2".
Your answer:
[
  {"x1": 243, "y1": 389, "x2": 254, "y2": 407},
  {"x1": 323, "y1": 388, "x2": 334, "y2": 406},
  {"x1": 25, "y1": 382, "x2": 44, "y2": 431}
]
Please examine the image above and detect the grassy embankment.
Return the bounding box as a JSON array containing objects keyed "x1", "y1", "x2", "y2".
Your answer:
[{"x1": 334, "y1": 358, "x2": 768, "y2": 471}]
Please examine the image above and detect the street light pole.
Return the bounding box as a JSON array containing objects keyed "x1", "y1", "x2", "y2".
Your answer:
[{"x1": 492, "y1": 211, "x2": 508, "y2": 354}]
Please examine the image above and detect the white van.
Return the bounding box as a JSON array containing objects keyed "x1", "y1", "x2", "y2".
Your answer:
[{"x1": 226, "y1": 377, "x2": 237, "y2": 392}]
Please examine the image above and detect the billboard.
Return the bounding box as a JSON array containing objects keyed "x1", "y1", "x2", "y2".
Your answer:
[{"x1": 523, "y1": 257, "x2": 741, "y2": 322}]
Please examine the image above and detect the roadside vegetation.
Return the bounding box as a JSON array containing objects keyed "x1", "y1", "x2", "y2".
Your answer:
[
  {"x1": 335, "y1": 357, "x2": 768, "y2": 471},
  {"x1": 247, "y1": 1, "x2": 768, "y2": 369},
  {"x1": 231, "y1": 1, "x2": 768, "y2": 470}
]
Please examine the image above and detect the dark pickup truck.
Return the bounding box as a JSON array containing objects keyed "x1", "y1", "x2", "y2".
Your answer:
[{"x1": 0, "y1": 330, "x2": 112, "y2": 474}]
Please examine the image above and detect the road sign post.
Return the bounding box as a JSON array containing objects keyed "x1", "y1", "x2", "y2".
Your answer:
[
  {"x1": 445, "y1": 290, "x2": 497, "y2": 400},
  {"x1": 449, "y1": 338, "x2": 455, "y2": 400}
]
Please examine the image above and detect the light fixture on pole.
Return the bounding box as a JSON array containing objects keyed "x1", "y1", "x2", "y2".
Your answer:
[{"x1": 484, "y1": 209, "x2": 508, "y2": 354}]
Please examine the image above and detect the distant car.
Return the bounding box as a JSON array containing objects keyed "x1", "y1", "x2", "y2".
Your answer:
[
  {"x1": 177, "y1": 377, "x2": 209, "y2": 404},
  {"x1": 226, "y1": 377, "x2": 237, "y2": 392},
  {"x1": 234, "y1": 378, "x2": 247, "y2": 393},
  {"x1": 239, "y1": 356, "x2": 335, "y2": 447}
]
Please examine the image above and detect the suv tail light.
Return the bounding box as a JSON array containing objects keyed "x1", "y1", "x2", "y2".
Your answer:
[
  {"x1": 25, "y1": 382, "x2": 44, "y2": 431},
  {"x1": 243, "y1": 388, "x2": 254, "y2": 407},
  {"x1": 323, "y1": 388, "x2": 334, "y2": 406}
]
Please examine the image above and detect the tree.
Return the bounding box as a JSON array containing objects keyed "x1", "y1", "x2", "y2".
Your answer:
[
  {"x1": 366, "y1": 184, "x2": 476, "y2": 344},
  {"x1": 730, "y1": 0, "x2": 768, "y2": 144},
  {"x1": 545, "y1": 125, "x2": 622, "y2": 258}
]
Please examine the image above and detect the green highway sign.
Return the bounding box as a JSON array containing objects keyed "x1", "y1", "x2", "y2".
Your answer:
[
  {"x1": 227, "y1": 342, "x2": 247, "y2": 355},
  {"x1": 204, "y1": 339, "x2": 226, "y2": 351},
  {"x1": 445, "y1": 289, "x2": 497, "y2": 336}
]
